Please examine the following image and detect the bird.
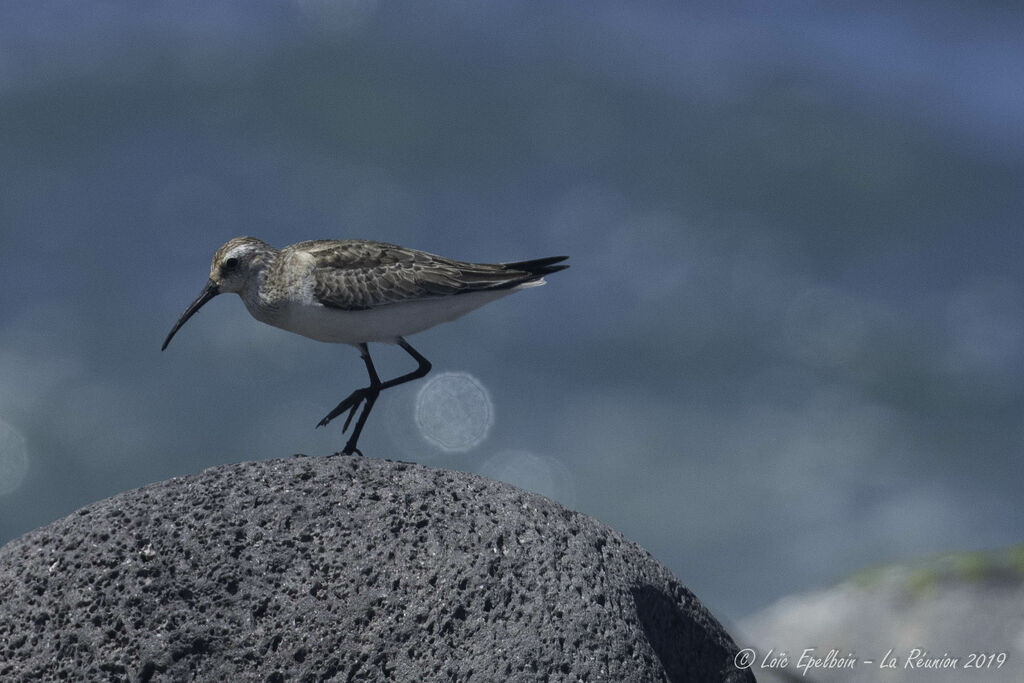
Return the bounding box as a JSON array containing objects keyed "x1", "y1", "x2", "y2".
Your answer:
[{"x1": 162, "y1": 237, "x2": 569, "y2": 456}]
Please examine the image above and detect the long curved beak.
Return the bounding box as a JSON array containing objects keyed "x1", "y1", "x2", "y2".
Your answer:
[{"x1": 162, "y1": 279, "x2": 220, "y2": 351}]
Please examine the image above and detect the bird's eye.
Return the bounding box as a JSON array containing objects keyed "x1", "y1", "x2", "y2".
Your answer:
[{"x1": 222, "y1": 257, "x2": 239, "y2": 273}]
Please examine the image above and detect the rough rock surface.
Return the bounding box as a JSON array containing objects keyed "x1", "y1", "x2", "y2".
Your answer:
[{"x1": 0, "y1": 456, "x2": 751, "y2": 682}]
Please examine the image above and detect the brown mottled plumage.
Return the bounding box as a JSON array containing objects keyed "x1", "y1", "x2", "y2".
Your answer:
[{"x1": 294, "y1": 239, "x2": 563, "y2": 310}]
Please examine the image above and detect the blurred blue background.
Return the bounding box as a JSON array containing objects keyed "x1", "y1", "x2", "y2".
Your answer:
[{"x1": 1, "y1": 1, "x2": 1022, "y2": 624}]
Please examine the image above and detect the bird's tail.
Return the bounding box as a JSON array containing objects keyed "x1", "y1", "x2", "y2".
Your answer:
[
  {"x1": 501, "y1": 255, "x2": 570, "y2": 278},
  {"x1": 454, "y1": 255, "x2": 569, "y2": 292}
]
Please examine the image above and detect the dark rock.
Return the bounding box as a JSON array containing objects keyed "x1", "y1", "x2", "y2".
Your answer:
[{"x1": 0, "y1": 456, "x2": 752, "y2": 682}]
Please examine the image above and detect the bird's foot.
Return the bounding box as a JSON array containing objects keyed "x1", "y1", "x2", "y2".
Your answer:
[
  {"x1": 316, "y1": 386, "x2": 379, "y2": 432},
  {"x1": 327, "y1": 449, "x2": 363, "y2": 457}
]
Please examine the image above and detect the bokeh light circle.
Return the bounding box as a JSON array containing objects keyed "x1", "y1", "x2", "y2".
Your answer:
[
  {"x1": 477, "y1": 449, "x2": 577, "y2": 508},
  {"x1": 414, "y1": 371, "x2": 494, "y2": 452}
]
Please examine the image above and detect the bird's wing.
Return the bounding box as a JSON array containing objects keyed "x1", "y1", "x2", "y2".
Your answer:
[{"x1": 303, "y1": 240, "x2": 532, "y2": 310}]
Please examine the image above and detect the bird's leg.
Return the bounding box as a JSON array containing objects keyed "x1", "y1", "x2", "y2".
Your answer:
[
  {"x1": 316, "y1": 343, "x2": 381, "y2": 455},
  {"x1": 338, "y1": 344, "x2": 383, "y2": 456},
  {"x1": 344, "y1": 339, "x2": 430, "y2": 452},
  {"x1": 318, "y1": 338, "x2": 432, "y2": 456},
  {"x1": 379, "y1": 337, "x2": 432, "y2": 391},
  {"x1": 316, "y1": 344, "x2": 382, "y2": 431}
]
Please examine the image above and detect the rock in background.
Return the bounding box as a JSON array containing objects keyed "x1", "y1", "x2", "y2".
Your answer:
[
  {"x1": 0, "y1": 456, "x2": 751, "y2": 682},
  {"x1": 739, "y1": 548, "x2": 1024, "y2": 682}
]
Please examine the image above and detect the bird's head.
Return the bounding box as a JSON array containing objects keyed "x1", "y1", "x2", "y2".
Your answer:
[
  {"x1": 161, "y1": 236, "x2": 271, "y2": 351},
  {"x1": 207, "y1": 236, "x2": 269, "y2": 294}
]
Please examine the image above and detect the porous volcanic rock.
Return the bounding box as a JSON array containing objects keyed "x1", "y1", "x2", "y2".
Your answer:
[{"x1": 0, "y1": 456, "x2": 751, "y2": 682}]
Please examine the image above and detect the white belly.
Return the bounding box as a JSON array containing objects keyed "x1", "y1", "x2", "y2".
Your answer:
[{"x1": 248, "y1": 287, "x2": 528, "y2": 345}]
